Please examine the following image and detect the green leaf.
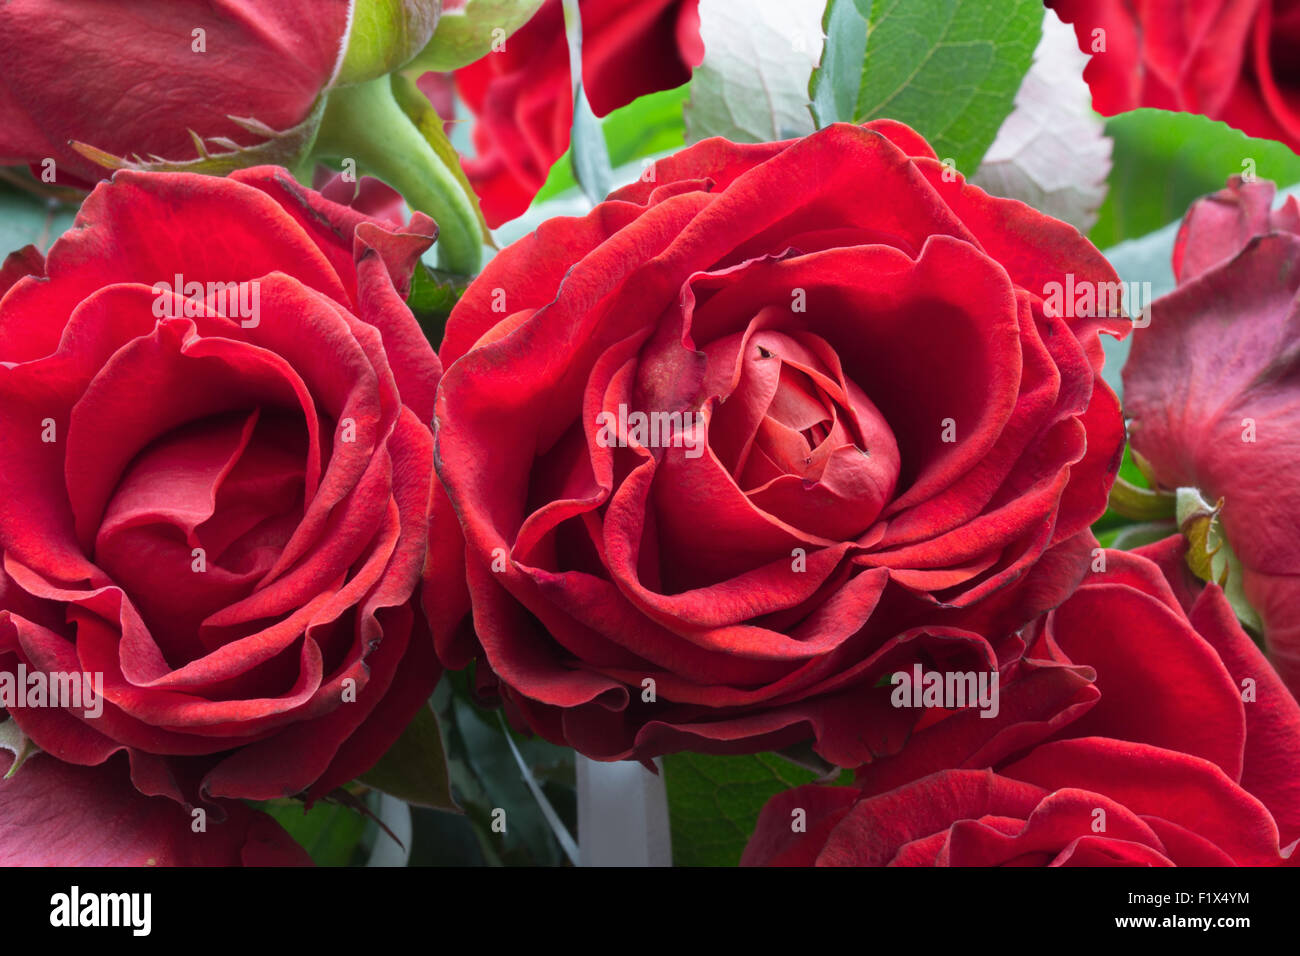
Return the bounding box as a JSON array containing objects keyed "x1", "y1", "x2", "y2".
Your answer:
[
  {"x1": 683, "y1": 0, "x2": 823, "y2": 144},
  {"x1": 262, "y1": 799, "x2": 369, "y2": 867},
  {"x1": 663, "y1": 751, "x2": 844, "y2": 866},
  {"x1": 811, "y1": 0, "x2": 1042, "y2": 174},
  {"x1": 561, "y1": 0, "x2": 613, "y2": 204},
  {"x1": 1090, "y1": 109, "x2": 1300, "y2": 248},
  {"x1": 440, "y1": 677, "x2": 576, "y2": 867},
  {"x1": 359, "y1": 700, "x2": 458, "y2": 811},
  {"x1": 601, "y1": 84, "x2": 692, "y2": 168},
  {"x1": 406, "y1": 262, "x2": 469, "y2": 348},
  {"x1": 810, "y1": 0, "x2": 870, "y2": 128},
  {"x1": 406, "y1": 0, "x2": 545, "y2": 72},
  {"x1": 569, "y1": 95, "x2": 613, "y2": 204},
  {"x1": 968, "y1": 9, "x2": 1110, "y2": 232},
  {"x1": 534, "y1": 84, "x2": 689, "y2": 204}
]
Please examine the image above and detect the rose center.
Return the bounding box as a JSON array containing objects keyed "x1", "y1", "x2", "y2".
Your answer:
[{"x1": 705, "y1": 328, "x2": 900, "y2": 539}]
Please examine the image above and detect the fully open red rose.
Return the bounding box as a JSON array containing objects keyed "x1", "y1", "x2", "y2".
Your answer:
[
  {"x1": 743, "y1": 539, "x2": 1300, "y2": 866},
  {"x1": 443, "y1": 0, "x2": 703, "y2": 226},
  {"x1": 0, "y1": 167, "x2": 444, "y2": 863},
  {"x1": 431, "y1": 121, "x2": 1128, "y2": 766},
  {"x1": 1050, "y1": 0, "x2": 1300, "y2": 150},
  {"x1": 1124, "y1": 176, "x2": 1300, "y2": 697}
]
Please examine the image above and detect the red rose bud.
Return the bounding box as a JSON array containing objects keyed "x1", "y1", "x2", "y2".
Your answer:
[
  {"x1": 0, "y1": 0, "x2": 354, "y2": 185},
  {"x1": 429, "y1": 121, "x2": 1130, "y2": 767},
  {"x1": 1123, "y1": 175, "x2": 1300, "y2": 697},
  {"x1": 0, "y1": 167, "x2": 450, "y2": 864},
  {"x1": 743, "y1": 540, "x2": 1300, "y2": 866},
  {"x1": 0, "y1": 0, "x2": 490, "y2": 273},
  {"x1": 1049, "y1": 0, "x2": 1300, "y2": 151}
]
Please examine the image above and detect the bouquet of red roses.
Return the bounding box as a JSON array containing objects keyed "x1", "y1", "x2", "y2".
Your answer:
[{"x1": 0, "y1": 0, "x2": 1295, "y2": 899}]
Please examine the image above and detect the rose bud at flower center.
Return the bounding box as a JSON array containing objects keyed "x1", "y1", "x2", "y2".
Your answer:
[{"x1": 702, "y1": 320, "x2": 900, "y2": 541}]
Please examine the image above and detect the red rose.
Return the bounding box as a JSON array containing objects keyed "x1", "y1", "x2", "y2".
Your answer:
[
  {"x1": 443, "y1": 0, "x2": 703, "y2": 226},
  {"x1": 431, "y1": 121, "x2": 1127, "y2": 766},
  {"x1": 0, "y1": 167, "x2": 444, "y2": 863},
  {"x1": 1049, "y1": 0, "x2": 1300, "y2": 150},
  {"x1": 742, "y1": 539, "x2": 1300, "y2": 866},
  {"x1": 1123, "y1": 176, "x2": 1300, "y2": 696},
  {"x1": 0, "y1": 0, "x2": 345, "y2": 184},
  {"x1": 0, "y1": 0, "x2": 439, "y2": 186}
]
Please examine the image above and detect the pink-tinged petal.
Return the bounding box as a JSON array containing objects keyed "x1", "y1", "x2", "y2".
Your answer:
[
  {"x1": 1173, "y1": 177, "x2": 1300, "y2": 282},
  {"x1": 0, "y1": 752, "x2": 310, "y2": 866},
  {"x1": 1124, "y1": 231, "x2": 1300, "y2": 694},
  {"x1": 1243, "y1": 569, "x2": 1300, "y2": 702}
]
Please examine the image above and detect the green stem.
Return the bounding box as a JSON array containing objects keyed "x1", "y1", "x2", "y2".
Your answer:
[
  {"x1": 1108, "y1": 475, "x2": 1177, "y2": 522},
  {"x1": 314, "y1": 76, "x2": 482, "y2": 275}
]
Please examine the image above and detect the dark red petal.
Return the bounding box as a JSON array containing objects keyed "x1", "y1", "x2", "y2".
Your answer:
[
  {"x1": 0, "y1": 752, "x2": 309, "y2": 866},
  {"x1": 1003, "y1": 738, "x2": 1290, "y2": 865},
  {"x1": 740, "y1": 783, "x2": 857, "y2": 866}
]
